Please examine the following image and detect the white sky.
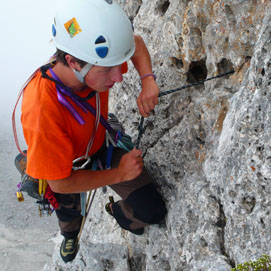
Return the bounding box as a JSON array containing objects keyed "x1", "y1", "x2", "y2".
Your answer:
[{"x1": 0, "y1": 0, "x2": 56, "y2": 133}]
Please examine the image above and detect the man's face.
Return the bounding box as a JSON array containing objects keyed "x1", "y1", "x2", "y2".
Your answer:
[{"x1": 84, "y1": 64, "x2": 123, "y2": 92}]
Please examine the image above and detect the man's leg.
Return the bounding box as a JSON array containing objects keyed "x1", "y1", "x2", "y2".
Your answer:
[
  {"x1": 108, "y1": 148, "x2": 167, "y2": 234},
  {"x1": 54, "y1": 193, "x2": 82, "y2": 262}
]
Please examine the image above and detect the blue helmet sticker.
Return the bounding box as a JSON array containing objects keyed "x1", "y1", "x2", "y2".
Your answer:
[
  {"x1": 95, "y1": 47, "x2": 109, "y2": 58},
  {"x1": 95, "y1": 35, "x2": 106, "y2": 44},
  {"x1": 52, "y1": 24, "x2": 56, "y2": 37}
]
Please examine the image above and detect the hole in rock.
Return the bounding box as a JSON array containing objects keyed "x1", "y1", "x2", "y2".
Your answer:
[
  {"x1": 156, "y1": 0, "x2": 170, "y2": 15},
  {"x1": 217, "y1": 58, "x2": 234, "y2": 74},
  {"x1": 171, "y1": 57, "x2": 183, "y2": 69},
  {"x1": 241, "y1": 196, "x2": 256, "y2": 213},
  {"x1": 225, "y1": 4, "x2": 236, "y2": 24},
  {"x1": 187, "y1": 59, "x2": 207, "y2": 83}
]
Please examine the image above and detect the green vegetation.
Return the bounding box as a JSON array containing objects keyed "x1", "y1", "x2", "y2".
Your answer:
[{"x1": 232, "y1": 255, "x2": 271, "y2": 271}]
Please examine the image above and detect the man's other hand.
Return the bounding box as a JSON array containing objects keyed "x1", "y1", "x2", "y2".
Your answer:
[{"x1": 117, "y1": 148, "x2": 143, "y2": 181}]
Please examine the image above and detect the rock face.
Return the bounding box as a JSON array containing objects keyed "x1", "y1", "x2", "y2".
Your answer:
[{"x1": 45, "y1": 1, "x2": 271, "y2": 270}]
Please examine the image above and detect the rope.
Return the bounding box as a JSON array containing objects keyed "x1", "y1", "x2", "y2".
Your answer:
[
  {"x1": 158, "y1": 70, "x2": 234, "y2": 98},
  {"x1": 135, "y1": 70, "x2": 234, "y2": 148},
  {"x1": 77, "y1": 189, "x2": 97, "y2": 242}
]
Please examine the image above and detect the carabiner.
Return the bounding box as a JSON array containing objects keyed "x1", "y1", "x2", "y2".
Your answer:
[{"x1": 72, "y1": 156, "x2": 91, "y2": 170}]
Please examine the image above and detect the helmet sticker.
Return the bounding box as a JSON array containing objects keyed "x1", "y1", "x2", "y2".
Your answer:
[
  {"x1": 52, "y1": 24, "x2": 57, "y2": 37},
  {"x1": 95, "y1": 35, "x2": 106, "y2": 44},
  {"x1": 64, "y1": 18, "x2": 82, "y2": 38},
  {"x1": 96, "y1": 47, "x2": 109, "y2": 58}
]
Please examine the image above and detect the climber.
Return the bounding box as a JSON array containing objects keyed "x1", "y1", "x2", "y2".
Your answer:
[{"x1": 19, "y1": 0, "x2": 167, "y2": 263}]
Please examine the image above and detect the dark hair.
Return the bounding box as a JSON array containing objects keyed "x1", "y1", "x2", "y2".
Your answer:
[{"x1": 54, "y1": 49, "x2": 87, "y2": 68}]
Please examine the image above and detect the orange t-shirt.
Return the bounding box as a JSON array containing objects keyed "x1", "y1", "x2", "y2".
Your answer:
[{"x1": 21, "y1": 63, "x2": 128, "y2": 180}]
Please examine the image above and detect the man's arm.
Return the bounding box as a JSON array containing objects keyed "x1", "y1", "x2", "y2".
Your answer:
[
  {"x1": 131, "y1": 35, "x2": 159, "y2": 117},
  {"x1": 47, "y1": 148, "x2": 143, "y2": 194}
]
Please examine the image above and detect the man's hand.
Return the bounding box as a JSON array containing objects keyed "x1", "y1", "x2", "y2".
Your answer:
[
  {"x1": 117, "y1": 148, "x2": 143, "y2": 181},
  {"x1": 137, "y1": 77, "x2": 159, "y2": 117}
]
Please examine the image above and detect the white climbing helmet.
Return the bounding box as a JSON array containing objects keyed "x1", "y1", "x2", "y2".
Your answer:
[{"x1": 52, "y1": 0, "x2": 135, "y2": 67}]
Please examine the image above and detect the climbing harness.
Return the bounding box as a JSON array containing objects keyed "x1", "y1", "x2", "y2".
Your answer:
[
  {"x1": 135, "y1": 70, "x2": 235, "y2": 148},
  {"x1": 15, "y1": 151, "x2": 58, "y2": 216}
]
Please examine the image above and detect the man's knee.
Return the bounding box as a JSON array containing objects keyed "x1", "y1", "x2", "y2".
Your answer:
[
  {"x1": 54, "y1": 193, "x2": 82, "y2": 222},
  {"x1": 126, "y1": 183, "x2": 167, "y2": 225}
]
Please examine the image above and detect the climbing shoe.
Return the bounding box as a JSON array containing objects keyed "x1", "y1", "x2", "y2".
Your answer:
[
  {"x1": 105, "y1": 196, "x2": 115, "y2": 216},
  {"x1": 60, "y1": 237, "x2": 78, "y2": 263},
  {"x1": 105, "y1": 196, "x2": 144, "y2": 235}
]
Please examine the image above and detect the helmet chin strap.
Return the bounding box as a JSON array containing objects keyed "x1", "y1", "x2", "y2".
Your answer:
[{"x1": 73, "y1": 63, "x2": 93, "y2": 84}]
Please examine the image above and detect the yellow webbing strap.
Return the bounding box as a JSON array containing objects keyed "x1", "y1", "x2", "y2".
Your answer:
[{"x1": 38, "y1": 179, "x2": 48, "y2": 195}]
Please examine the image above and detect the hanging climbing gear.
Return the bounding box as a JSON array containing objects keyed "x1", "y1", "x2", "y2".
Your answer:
[
  {"x1": 14, "y1": 151, "x2": 56, "y2": 216},
  {"x1": 136, "y1": 116, "x2": 145, "y2": 149},
  {"x1": 37, "y1": 179, "x2": 52, "y2": 217},
  {"x1": 15, "y1": 151, "x2": 41, "y2": 201},
  {"x1": 77, "y1": 189, "x2": 97, "y2": 242},
  {"x1": 105, "y1": 113, "x2": 134, "y2": 168},
  {"x1": 135, "y1": 70, "x2": 235, "y2": 148},
  {"x1": 77, "y1": 158, "x2": 103, "y2": 243}
]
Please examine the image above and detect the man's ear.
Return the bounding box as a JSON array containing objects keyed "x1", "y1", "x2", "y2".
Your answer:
[{"x1": 65, "y1": 54, "x2": 81, "y2": 71}]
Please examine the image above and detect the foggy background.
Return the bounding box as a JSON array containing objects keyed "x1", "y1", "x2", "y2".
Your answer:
[
  {"x1": 0, "y1": 0, "x2": 55, "y2": 136},
  {"x1": 0, "y1": 2, "x2": 60, "y2": 270}
]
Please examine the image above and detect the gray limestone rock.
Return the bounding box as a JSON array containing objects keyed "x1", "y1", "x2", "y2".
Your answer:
[{"x1": 46, "y1": 1, "x2": 271, "y2": 270}]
